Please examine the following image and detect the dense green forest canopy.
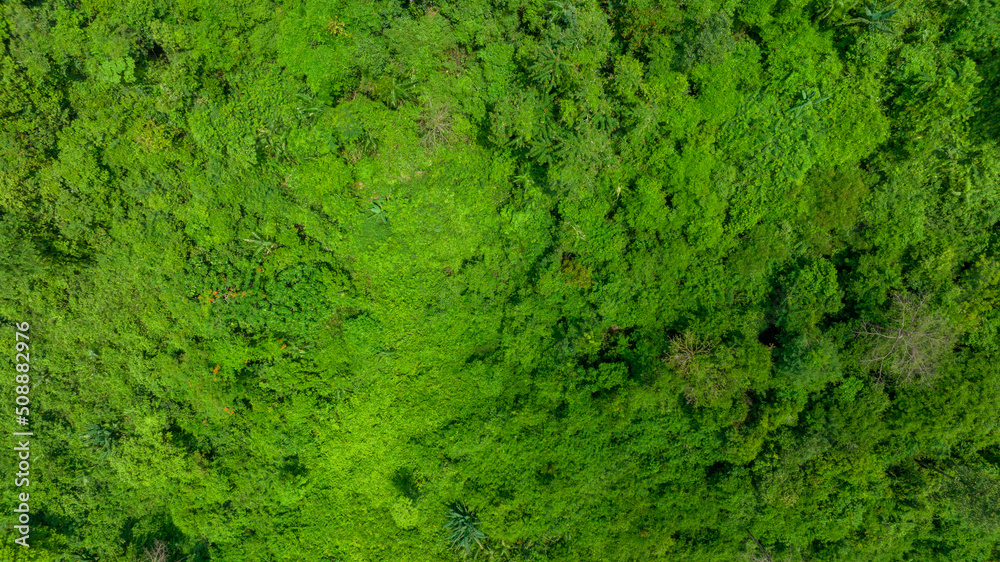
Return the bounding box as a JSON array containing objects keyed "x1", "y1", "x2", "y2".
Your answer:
[{"x1": 1, "y1": 0, "x2": 1000, "y2": 559}]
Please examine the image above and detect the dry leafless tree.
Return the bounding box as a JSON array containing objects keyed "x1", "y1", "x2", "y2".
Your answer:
[
  {"x1": 144, "y1": 540, "x2": 190, "y2": 562},
  {"x1": 663, "y1": 331, "x2": 727, "y2": 406},
  {"x1": 854, "y1": 292, "x2": 954, "y2": 385},
  {"x1": 144, "y1": 541, "x2": 170, "y2": 562},
  {"x1": 419, "y1": 97, "x2": 453, "y2": 149},
  {"x1": 664, "y1": 330, "x2": 711, "y2": 377}
]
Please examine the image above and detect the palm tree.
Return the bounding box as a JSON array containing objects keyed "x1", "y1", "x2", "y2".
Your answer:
[
  {"x1": 445, "y1": 501, "x2": 486, "y2": 557},
  {"x1": 838, "y1": 1, "x2": 899, "y2": 33}
]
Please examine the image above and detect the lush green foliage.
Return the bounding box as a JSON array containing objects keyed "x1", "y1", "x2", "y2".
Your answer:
[{"x1": 1, "y1": 0, "x2": 999, "y2": 559}]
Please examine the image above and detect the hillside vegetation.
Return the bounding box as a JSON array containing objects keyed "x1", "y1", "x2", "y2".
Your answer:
[{"x1": 1, "y1": 0, "x2": 1000, "y2": 559}]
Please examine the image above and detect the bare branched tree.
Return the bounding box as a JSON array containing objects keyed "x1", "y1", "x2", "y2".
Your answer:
[
  {"x1": 419, "y1": 97, "x2": 453, "y2": 149},
  {"x1": 664, "y1": 330, "x2": 711, "y2": 377},
  {"x1": 854, "y1": 292, "x2": 954, "y2": 385},
  {"x1": 663, "y1": 331, "x2": 726, "y2": 406},
  {"x1": 144, "y1": 541, "x2": 169, "y2": 562},
  {"x1": 144, "y1": 540, "x2": 190, "y2": 562}
]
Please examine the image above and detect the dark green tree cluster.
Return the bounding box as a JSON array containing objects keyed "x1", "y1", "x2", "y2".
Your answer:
[{"x1": 1, "y1": 0, "x2": 999, "y2": 559}]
